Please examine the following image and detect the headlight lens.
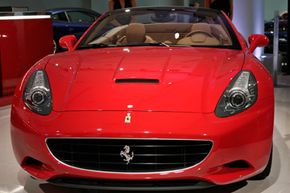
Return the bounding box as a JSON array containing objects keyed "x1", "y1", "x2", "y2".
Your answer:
[
  {"x1": 23, "y1": 70, "x2": 52, "y2": 115},
  {"x1": 215, "y1": 71, "x2": 257, "y2": 117}
]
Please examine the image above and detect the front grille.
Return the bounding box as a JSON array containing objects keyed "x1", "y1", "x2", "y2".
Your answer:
[{"x1": 46, "y1": 138, "x2": 212, "y2": 172}]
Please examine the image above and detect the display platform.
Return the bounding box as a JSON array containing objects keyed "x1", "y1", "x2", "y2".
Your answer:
[{"x1": 0, "y1": 12, "x2": 53, "y2": 97}]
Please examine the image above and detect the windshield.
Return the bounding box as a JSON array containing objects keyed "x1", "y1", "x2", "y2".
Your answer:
[{"x1": 77, "y1": 7, "x2": 240, "y2": 49}]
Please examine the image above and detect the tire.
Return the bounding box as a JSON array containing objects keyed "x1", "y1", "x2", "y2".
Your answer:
[{"x1": 251, "y1": 147, "x2": 272, "y2": 180}]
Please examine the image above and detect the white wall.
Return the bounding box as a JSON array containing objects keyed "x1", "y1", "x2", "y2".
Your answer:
[
  {"x1": 233, "y1": 0, "x2": 264, "y2": 58},
  {"x1": 91, "y1": 0, "x2": 108, "y2": 13},
  {"x1": 264, "y1": 0, "x2": 287, "y2": 21},
  {"x1": 0, "y1": 0, "x2": 287, "y2": 20},
  {"x1": 0, "y1": 0, "x2": 91, "y2": 11},
  {"x1": 0, "y1": 0, "x2": 188, "y2": 15}
]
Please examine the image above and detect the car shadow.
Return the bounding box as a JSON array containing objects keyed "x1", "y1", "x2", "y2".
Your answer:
[{"x1": 36, "y1": 181, "x2": 247, "y2": 193}]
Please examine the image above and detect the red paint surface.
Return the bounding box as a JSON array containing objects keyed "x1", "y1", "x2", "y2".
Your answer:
[
  {"x1": 10, "y1": 44, "x2": 274, "y2": 185},
  {"x1": 0, "y1": 17, "x2": 53, "y2": 97},
  {"x1": 248, "y1": 34, "x2": 270, "y2": 53},
  {"x1": 10, "y1": 13, "x2": 274, "y2": 186},
  {"x1": 46, "y1": 47, "x2": 244, "y2": 113}
]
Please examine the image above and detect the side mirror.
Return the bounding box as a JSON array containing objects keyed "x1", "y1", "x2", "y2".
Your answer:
[
  {"x1": 59, "y1": 35, "x2": 77, "y2": 51},
  {"x1": 248, "y1": 34, "x2": 269, "y2": 53}
]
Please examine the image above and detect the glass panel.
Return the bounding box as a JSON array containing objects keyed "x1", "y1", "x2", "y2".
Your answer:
[
  {"x1": 51, "y1": 12, "x2": 68, "y2": 22},
  {"x1": 78, "y1": 8, "x2": 239, "y2": 49},
  {"x1": 67, "y1": 11, "x2": 95, "y2": 23}
]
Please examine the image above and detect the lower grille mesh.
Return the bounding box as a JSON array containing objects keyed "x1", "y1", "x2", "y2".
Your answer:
[{"x1": 46, "y1": 138, "x2": 212, "y2": 172}]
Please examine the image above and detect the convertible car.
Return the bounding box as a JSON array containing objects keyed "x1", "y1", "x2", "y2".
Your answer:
[{"x1": 11, "y1": 7, "x2": 274, "y2": 190}]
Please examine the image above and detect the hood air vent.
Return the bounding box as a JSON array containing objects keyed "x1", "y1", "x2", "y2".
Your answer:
[{"x1": 115, "y1": 79, "x2": 159, "y2": 84}]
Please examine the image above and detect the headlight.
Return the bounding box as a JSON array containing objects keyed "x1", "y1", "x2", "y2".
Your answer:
[
  {"x1": 23, "y1": 70, "x2": 52, "y2": 115},
  {"x1": 215, "y1": 71, "x2": 257, "y2": 117}
]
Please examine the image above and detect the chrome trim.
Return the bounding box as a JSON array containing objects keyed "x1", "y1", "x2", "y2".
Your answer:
[{"x1": 45, "y1": 137, "x2": 214, "y2": 175}]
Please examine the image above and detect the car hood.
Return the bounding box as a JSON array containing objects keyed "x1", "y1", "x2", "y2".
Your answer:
[{"x1": 46, "y1": 47, "x2": 244, "y2": 113}]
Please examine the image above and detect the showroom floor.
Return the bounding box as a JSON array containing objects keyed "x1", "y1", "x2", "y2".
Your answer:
[{"x1": 0, "y1": 76, "x2": 289, "y2": 193}]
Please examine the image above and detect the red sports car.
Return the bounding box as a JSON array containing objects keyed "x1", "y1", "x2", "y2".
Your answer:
[{"x1": 11, "y1": 7, "x2": 274, "y2": 190}]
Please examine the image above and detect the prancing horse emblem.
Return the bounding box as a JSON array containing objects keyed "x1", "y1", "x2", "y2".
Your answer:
[
  {"x1": 120, "y1": 145, "x2": 134, "y2": 164},
  {"x1": 124, "y1": 113, "x2": 131, "y2": 124}
]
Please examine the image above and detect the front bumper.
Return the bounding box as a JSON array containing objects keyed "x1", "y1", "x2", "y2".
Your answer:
[{"x1": 10, "y1": 96, "x2": 273, "y2": 186}]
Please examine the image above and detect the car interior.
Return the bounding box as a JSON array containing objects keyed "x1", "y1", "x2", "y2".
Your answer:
[{"x1": 89, "y1": 22, "x2": 232, "y2": 46}]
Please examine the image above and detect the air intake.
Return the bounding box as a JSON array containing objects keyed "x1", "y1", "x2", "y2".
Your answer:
[{"x1": 115, "y1": 79, "x2": 159, "y2": 84}]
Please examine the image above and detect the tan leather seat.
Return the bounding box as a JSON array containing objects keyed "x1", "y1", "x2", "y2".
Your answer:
[
  {"x1": 117, "y1": 23, "x2": 155, "y2": 45},
  {"x1": 177, "y1": 23, "x2": 220, "y2": 46}
]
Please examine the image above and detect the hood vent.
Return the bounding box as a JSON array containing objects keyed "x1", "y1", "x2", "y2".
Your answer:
[{"x1": 115, "y1": 79, "x2": 159, "y2": 84}]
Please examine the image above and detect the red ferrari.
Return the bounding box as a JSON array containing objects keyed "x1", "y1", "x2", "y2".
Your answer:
[{"x1": 11, "y1": 7, "x2": 274, "y2": 190}]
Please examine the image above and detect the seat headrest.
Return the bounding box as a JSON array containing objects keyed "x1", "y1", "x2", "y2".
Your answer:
[
  {"x1": 126, "y1": 23, "x2": 146, "y2": 43},
  {"x1": 191, "y1": 23, "x2": 211, "y2": 34}
]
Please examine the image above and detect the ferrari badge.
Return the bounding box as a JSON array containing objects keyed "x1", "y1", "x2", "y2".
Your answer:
[{"x1": 124, "y1": 113, "x2": 131, "y2": 124}]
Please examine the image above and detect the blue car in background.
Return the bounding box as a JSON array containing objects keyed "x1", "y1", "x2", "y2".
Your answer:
[{"x1": 46, "y1": 8, "x2": 101, "y2": 52}]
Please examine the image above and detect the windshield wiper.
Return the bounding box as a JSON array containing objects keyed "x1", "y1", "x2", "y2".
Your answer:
[
  {"x1": 123, "y1": 42, "x2": 171, "y2": 47},
  {"x1": 78, "y1": 42, "x2": 171, "y2": 50},
  {"x1": 147, "y1": 42, "x2": 170, "y2": 47}
]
